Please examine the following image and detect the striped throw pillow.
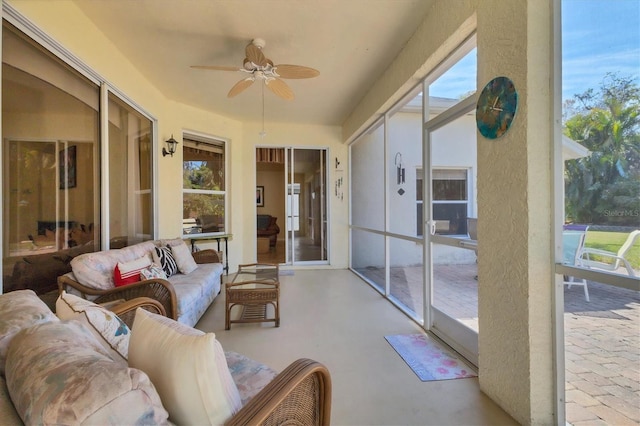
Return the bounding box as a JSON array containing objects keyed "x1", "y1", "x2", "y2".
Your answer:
[
  {"x1": 114, "y1": 256, "x2": 151, "y2": 287},
  {"x1": 153, "y1": 247, "x2": 178, "y2": 277}
]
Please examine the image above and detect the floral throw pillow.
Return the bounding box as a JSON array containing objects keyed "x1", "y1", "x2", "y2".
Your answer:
[
  {"x1": 140, "y1": 264, "x2": 168, "y2": 281},
  {"x1": 55, "y1": 291, "x2": 130, "y2": 363},
  {"x1": 153, "y1": 247, "x2": 178, "y2": 277}
]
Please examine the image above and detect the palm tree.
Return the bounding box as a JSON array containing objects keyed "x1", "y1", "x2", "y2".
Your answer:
[{"x1": 563, "y1": 74, "x2": 640, "y2": 225}]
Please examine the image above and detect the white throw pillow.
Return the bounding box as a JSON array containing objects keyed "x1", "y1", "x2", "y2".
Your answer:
[
  {"x1": 170, "y1": 241, "x2": 198, "y2": 274},
  {"x1": 56, "y1": 291, "x2": 130, "y2": 363},
  {"x1": 129, "y1": 309, "x2": 242, "y2": 425}
]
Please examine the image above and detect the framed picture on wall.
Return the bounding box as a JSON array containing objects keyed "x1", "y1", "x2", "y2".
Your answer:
[
  {"x1": 256, "y1": 186, "x2": 264, "y2": 207},
  {"x1": 59, "y1": 145, "x2": 77, "y2": 189}
]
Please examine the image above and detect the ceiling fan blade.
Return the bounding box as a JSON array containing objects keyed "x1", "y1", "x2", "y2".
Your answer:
[
  {"x1": 245, "y1": 43, "x2": 268, "y2": 67},
  {"x1": 191, "y1": 65, "x2": 240, "y2": 72},
  {"x1": 265, "y1": 78, "x2": 294, "y2": 101},
  {"x1": 274, "y1": 64, "x2": 320, "y2": 79},
  {"x1": 228, "y1": 78, "x2": 255, "y2": 98}
]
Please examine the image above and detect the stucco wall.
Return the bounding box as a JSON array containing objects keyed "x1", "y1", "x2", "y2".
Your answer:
[{"x1": 476, "y1": 1, "x2": 555, "y2": 424}]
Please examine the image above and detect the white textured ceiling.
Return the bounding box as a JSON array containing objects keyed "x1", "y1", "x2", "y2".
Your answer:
[{"x1": 73, "y1": 0, "x2": 434, "y2": 126}]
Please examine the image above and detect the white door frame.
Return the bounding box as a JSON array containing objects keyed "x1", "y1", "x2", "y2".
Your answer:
[{"x1": 423, "y1": 94, "x2": 479, "y2": 365}]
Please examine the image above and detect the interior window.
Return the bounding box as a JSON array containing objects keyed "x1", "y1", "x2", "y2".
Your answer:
[{"x1": 182, "y1": 136, "x2": 227, "y2": 235}]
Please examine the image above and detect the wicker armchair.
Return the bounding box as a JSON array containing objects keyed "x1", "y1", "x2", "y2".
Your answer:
[
  {"x1": 104, "y1": 283, "x2": 332, "y2": 425},
  {"x1": 109, "y1": 296, "x2": 167, "y2": 329},
  {"x1": 226, "y1": 358, "x2": 332, "y2": 426},
  {"x1": 57, "y1": 249, "x2": 222, "y2": 322}
]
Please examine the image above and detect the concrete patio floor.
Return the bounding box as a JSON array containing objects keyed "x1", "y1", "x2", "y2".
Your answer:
[{"x1": 354, "y1": 264, "x2": 640, "y2": 425}]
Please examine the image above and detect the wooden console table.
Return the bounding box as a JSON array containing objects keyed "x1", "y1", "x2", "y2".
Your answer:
[{"x1": 187, "y1": 234, "x2": 232, "y2": 275}]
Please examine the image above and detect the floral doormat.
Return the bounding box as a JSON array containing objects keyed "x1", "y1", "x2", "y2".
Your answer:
[{"x1": 384, "y1": 334, "x2": 477, "y2": 381}]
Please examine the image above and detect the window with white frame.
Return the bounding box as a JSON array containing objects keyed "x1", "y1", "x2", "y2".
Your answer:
[
  {"x1": 432, "y1": 169, "x2": 469, "y2": 235},
  {"x1": 182, "y1": 135, "x2": 226, "y2": 235}
]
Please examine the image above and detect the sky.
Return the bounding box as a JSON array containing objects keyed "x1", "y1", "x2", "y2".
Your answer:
[
  {"x1": 428, "y1": 1, "x2": 640, "y2": 103},
  {"x1": 562, "y1": 0, "x2": 640, "y2": 102}
]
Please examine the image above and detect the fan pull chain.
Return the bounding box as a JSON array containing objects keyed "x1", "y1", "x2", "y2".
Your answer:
[{"x1": 259, "y1": 82, "x2": 267, "y2": 138}]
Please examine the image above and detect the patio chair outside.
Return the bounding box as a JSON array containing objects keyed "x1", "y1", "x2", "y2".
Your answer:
[
  {"x1": 467, "y1": 218, "x2": 478, "y2": 280},
  {"x1": 581, "y1": 229, "x2": 640, "y2": 277},
  {"x1": 467, "y1": 217, "x2": 478, "y2": 256},
  {"x1": 563, "y1": 225, "x2": 590, "y2": 301},
  {"x1": 467, "y1": 218, "x2": 478, "y2": 242}
]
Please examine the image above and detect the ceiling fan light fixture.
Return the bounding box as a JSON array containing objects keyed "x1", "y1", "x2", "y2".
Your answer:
[
  {"x1": 251, "y1": 38, "x2": 266, "y2": 49},
  {"x1": 191, "y1": 37, "x2": 319, "y2": 101}
]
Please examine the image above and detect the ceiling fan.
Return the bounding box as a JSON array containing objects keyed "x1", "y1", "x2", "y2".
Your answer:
[{"x1": 191, "y1": 38, "x2": 320, "y2": 101}]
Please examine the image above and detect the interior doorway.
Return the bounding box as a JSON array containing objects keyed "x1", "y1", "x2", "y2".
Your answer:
[{"x1": 256, "y1": 147, "x2": 328, "y2": 265}]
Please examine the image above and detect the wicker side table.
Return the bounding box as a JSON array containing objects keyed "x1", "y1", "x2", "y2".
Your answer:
[{"x1": 225, "y1": 263, "x2": 280, "y2": 330}]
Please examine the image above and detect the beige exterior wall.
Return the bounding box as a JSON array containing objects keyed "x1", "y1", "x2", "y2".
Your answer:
[{"x1": 5, "y1": 0, "x2": 348, "y2": 271}]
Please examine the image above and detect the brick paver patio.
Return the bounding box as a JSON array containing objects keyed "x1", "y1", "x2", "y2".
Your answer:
[
  {"x1": 564, "y1": 280, "x2": 640, "y2": 425},
  {"x1": 354, "y1": 264, "x2": 640, "y2": 425}
]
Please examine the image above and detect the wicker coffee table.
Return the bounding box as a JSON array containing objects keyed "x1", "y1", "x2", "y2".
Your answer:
[{"x1": 225, "y1": 263, "x2": 280, "y2": 330}]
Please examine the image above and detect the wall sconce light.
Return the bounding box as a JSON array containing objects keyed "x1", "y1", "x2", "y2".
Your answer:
[
  {"x1": 162, "y1": 135, "x2": 179, "y2": 157},
  {"x1": 394, "y1": 152, "x2": 405, "y2": 185}
]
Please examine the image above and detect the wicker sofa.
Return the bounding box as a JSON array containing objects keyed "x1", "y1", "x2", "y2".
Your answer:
[
  {"x1": 57, "y1": 239, "x2": 224, "y2": 327},
  {"x1": 0, "y1": 290, "x2": 332, "y2": 425}
]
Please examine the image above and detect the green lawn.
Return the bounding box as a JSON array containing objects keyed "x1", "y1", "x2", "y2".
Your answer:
[{"x1": 584, "y1": 231, "x2": 640, "y2": 270}]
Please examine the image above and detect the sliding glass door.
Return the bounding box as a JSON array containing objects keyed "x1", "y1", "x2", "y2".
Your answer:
[
  {"x1": 2, "y1": 22, "x2": 100, "y2": 295},
  {"x1": 2, "y1": 18, "x2": 156, "y2": 296},
  {"x1": 285, "y1": 148, "x2": 328, "y2": 264},
  {"x1": 256, "y1": 147, "x2": 328, "y2": 265}
]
